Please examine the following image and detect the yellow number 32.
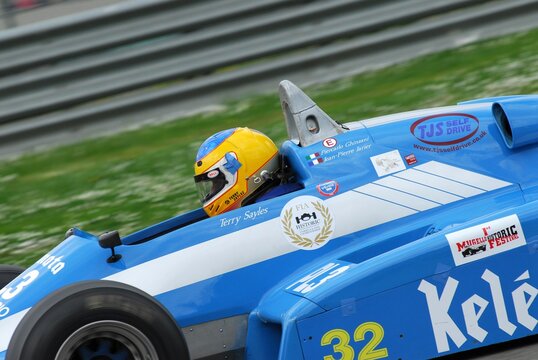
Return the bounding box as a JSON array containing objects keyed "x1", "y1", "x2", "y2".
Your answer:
[{"x1": 320, "y1": 322, "x2": 389, "y2": 360}]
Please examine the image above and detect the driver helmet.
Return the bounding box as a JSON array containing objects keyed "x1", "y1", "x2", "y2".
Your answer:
[{"x1": 194, "y1": 127, "x2": 279, "y2": 217}]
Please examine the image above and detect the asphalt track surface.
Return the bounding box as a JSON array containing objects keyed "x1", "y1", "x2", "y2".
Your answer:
[{"x1": 441, "y1": 335, "x2": 538, "y2": 360}]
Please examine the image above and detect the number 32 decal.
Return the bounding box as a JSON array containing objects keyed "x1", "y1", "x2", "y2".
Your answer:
[{"x1": 321, "y1": 322, "x2": 388, "y2": 360}]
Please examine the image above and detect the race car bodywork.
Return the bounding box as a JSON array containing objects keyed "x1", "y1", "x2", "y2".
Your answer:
[{"x1": 0, "y1": 81, "x2": 537, "y2": 359}]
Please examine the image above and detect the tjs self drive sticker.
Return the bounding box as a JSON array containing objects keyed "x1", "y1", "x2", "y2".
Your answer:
[
  {"x1": 411, "y1": 113, "x2": 479, "y2": 146},
  {"x1": 411, "y1": 113, "x2": 486, "y2": 153}
]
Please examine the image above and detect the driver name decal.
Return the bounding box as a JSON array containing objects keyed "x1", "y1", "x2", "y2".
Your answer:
[
  {"x1": 280, "y1": 196, "x2": 335, "y2": 250},
  {"x1": 446, "y1": 214, "x2": 526, "y2": 266},
  {"x1": 219, "y1": 206, "x2": 268, "y2": 227}
]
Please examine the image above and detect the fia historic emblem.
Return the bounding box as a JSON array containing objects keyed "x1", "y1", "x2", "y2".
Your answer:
[{"x1": 280, "y1": 196, "x2": 335, "y2": 250}]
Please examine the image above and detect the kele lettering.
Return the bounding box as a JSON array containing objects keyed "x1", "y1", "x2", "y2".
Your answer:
[{"x1": 418, "y1": 269, "x2": 537, "y2": 353}]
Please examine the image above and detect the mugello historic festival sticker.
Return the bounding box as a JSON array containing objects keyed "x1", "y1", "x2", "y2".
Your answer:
[
  {"x1": 411, "y1": 113, "x2": 487, "y2": 153},
  {"x1": 446, "y1": 214, "x2": 526, "y2": 266},
  {"x1": 280, "y1": 196, "x2": 335, "y2": 250}
]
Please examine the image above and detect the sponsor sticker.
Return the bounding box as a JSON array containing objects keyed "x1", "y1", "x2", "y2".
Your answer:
[
  {"x1": 36, "y1": 253, "x2": 65, "y2": 275},
  {"x1": 370, "y1": 150, "x2": 406, "y2": 177},
  {"x1": 207, "y1": 170, "x2": 219, "y2": 179},
  {"x1": 224, "y1": 190, "x2": 245, "y2": 206},
  {"x1": 419, "y1": 268, "x2": 536, "y2": 353},
  {"x1": 410, "y1": 113, "x2": 486, "y2": 153},
  {"x1": 411, "y1": 113, "x2": 479, "y2": 145},
  {"x1": 446, "y1": 214, "x2": 526, "y2": 266},
  {"x1": 323, "y1": 138, "x2": 338, "y2": 148},
  {"x1": 317, "y1": 180, "x2": 339, "y2": 197},
  {"x1": 405, "y1": 154, "x2": 417, "y2": 165},
  {"x1": 280, "y1": 196, "x2": 335, "y2": 250}
]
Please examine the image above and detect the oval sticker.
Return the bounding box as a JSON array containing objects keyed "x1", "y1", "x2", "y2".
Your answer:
[
  {"x1": 410, "y1": 113, "x2": 479, "y2": 146},
  {"x1": 207, "y1": 170, "x2": 219, "y2": 179}
]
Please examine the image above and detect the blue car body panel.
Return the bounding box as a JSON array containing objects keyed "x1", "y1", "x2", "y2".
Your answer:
[{"x1": 1, "y1": 88, "x2": 537, "y2": 359}]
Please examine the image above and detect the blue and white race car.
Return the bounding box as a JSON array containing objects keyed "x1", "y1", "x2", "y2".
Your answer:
[{"x1": 0, "y1": 81, "x2": 537, "y2": 359}]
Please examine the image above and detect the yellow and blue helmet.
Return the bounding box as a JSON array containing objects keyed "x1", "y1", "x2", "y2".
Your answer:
[{"x1": 194, "y1": 127, "x2": 279, "y2": 217}]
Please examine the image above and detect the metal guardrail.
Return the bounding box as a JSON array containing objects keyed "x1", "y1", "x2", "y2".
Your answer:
[
  {"x1": 1, "y1": 0, "x2": 52, "y2": 29},
  {"x1": 0, "y1": 0, "x2": 285, "y2": 74},
  {"x1": 0, "y1": 0, "x2": 537, "y2": 150},
  {"x1": 0, "y1": 0, "x2": 481, "y2": 123},
  {"x1": 0, "y1": 0, "x2": 177, "y2": 41}
]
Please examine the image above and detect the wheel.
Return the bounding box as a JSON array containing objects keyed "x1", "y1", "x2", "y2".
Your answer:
[
  {"x1": 6, "y1": 280, "x2": 190, "y2": 360},
  {"x1": 0, "y1": 265, "x2": 24, "y2": 288}
]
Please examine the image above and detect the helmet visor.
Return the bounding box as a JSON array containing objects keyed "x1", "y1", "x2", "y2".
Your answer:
[{"x1": 194, "y1": 169, "x2": 228, "y2": 204}]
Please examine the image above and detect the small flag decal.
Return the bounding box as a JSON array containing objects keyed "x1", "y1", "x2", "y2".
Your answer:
[{"x1": 306, "y1": 153, "x2": 324, "y2": 166}]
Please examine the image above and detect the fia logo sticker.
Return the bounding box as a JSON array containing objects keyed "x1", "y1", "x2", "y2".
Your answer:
[{"x1": 280, "y1": 196, "x2": 335, "y2": 250}]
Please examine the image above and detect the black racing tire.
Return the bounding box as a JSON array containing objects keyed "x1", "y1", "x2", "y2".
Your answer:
[
  {"x1": 0, "y1": 265, "x2": 24, "y2": 288},
  {"x1": 6, "y1": 280, "x2": 190, "y2": 360}
]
